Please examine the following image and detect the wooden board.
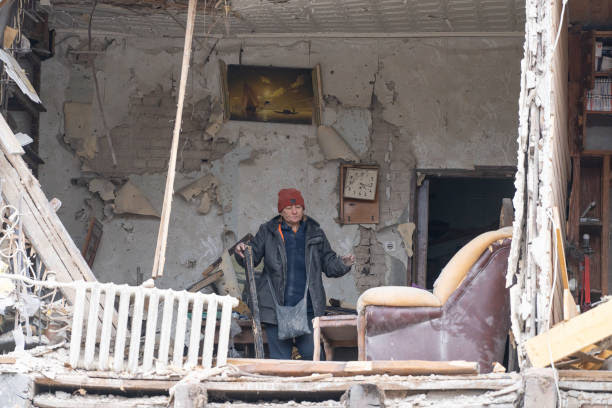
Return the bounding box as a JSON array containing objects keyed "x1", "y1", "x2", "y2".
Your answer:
[
  {"x1": 525, "y1": 298, "x2": 612, "y2": 368},
  {"x1": 33, "y1": 375, "x2": 177, "y2": 393},
  {"x1": 187, "y1": 270, "x2": 223, "y2": 292},
  {"x1": 0, "y1": 113, "x2": 25, "y2": 155},
  {"x1": 415, "y1": 179, "x2": 429, "y2": 288},
  {"x1": 226, "y1": 358, "x2": 479, "y2": 377},
  {"x1": 552, "y1": 206, "x2": 579, "y2": 321},
  {"x1": 33, "y1": 395, "x2": 168, "y2": 408},
  {"x1": 33, "y1": 371, "x2": 518, "y2": 396}
]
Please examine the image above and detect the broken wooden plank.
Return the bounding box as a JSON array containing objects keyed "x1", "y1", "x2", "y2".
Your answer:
[
  {"x1": 82, "y1": 217, "x2": 103, "y2": 267},
  {"x1": 33, "y1": 372, "x2": 518, "y2": 395},
  {"x1": 0, "y1": 136, "x2": 115, "y2": 329},
  {"x1": 525, "y1": 299, "x2": 612, "y2": 368},
  {"x1": 244, "y1": 246, "x2": 264, "y2": 359},
  {"x1": 559, "y1": 370, "x2": 612, "y2": 382},
  {"x1": 0, "y1": 113, "x2": 25, "y2": 155},
  {"x1": 0, "y1": 355, "x2": 17, "y2": 364},
  {"x1": 226, "y1": 358, "x2": 479, "y2": 377},
  {"x1": 187, "y1": 270, "x2": 223, "y2": 293},
  {"x1": 552, "y1": 206, "x2": 579, "y2": 321},
  {"x1": 33, "y1": 395, "x2": 169, "y2": 408},
  {"x1": 151, "y1": 0, "x2": 198, "y2": 279},
  {"x1": 33, "y1": 375, "x2": 176, "y2": 393},
  {"x1": 201, "y1": 257, "x2": 222, "y2": 278}
]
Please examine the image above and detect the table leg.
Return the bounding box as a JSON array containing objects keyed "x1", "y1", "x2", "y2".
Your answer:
[
  {"x1": 322, "y1": 338, "x2": 333, "y2": 361},
  {"x1": 312, "y1": 317, "x2": 321, "y2": 362}
]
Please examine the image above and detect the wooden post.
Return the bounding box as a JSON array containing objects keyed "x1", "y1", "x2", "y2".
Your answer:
[
  {"x1": 602, "y1": 154, "x2": 610, "y2": 296},
  {"x1": 415, "y1": 179, "x2": 429, "y2": 288},
  {"x1": 245, "y1": 246, "x2": 265, "y2": 359},
  {"x1": 151, "y1": 0, "x2": 198, "y2": 279}
]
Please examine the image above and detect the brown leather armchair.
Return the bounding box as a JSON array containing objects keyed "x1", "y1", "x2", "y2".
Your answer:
[{"x1": 356, "y1": 227, "x2": 512, "y2": 373}]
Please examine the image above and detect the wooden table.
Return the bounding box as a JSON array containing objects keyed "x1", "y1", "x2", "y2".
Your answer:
[{"x1": 312, "y1": 315, "x2": 358, "y2": 361}]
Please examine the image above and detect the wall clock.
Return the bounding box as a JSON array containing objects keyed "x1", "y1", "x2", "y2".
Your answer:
[
  {"x1": 339, "y1": 164, "x2": 380, "y2": 225},
  {"x1": 344, "y1": 167, "x2": 379, "y2": 200}
]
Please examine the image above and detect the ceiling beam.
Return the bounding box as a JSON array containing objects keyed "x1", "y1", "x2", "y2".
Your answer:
[{"x1": 52, "y1": 0, "x2": 221, "y2": 12}]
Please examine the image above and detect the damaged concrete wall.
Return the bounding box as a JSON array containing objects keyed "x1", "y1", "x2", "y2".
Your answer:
[{"x1": 39, "y1": 33, "x2": 522, "y2": 304}]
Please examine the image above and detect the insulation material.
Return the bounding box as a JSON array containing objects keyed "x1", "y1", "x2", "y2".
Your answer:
[
  {"x1": 63, "y1": 102, "x2": 97, "y2": 160},
  {"x1": 0, "y1": 49, "x2": 41, "y2": 104},
  {"x1": 114, "y1": 181, "x2": 160, "y2": 217},
  {"x1": 88, "y1": 178, "x2": 115, "y2": 201},
  {"x1": 3, "y1": 26, "x2": 17, "y2": 49},
  {"x1": 397, "y1": 222, "x2": 415, "y2": 257},
  {"x1": 316, "y1": 125, "x2": 359, "y2": 162}
]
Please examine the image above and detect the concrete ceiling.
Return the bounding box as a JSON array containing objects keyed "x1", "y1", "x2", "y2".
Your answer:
[{"x1": 48, "y1": 0, "x2": 526, "y2": 38}]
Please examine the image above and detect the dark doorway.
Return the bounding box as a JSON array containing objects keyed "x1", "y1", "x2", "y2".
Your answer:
[{"x1": 423, "y1": 177, "x2": 515, "y2": 289}]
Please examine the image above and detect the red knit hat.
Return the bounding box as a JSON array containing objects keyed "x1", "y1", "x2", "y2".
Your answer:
[{"x1": 278, "y1": 188, "x2": 305, "y2": 212}]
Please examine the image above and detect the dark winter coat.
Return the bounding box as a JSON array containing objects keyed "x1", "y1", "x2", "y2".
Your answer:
[{"x1": 236, "y1": 215, "x2": 351, "y2": 325}]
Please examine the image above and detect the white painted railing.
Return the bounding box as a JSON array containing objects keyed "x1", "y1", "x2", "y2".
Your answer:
[{"x1": 2, "y1": 276, "x2": 238, "y2": 373}]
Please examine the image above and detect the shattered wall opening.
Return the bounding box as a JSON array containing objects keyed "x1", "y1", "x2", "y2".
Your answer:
[{"x1": 38, "y1": 32, "x2": 524, "y2": 303}]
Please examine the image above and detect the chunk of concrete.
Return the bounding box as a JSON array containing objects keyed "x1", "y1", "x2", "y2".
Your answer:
[
  {"x1": 316, "y1": 125, "x2": 359, "y2": 162},
  {"x1": 176, "y1": 174, "x2": 218, "y2": 202},
  {"x1": 114, "y1": 181, "x2": 160, "y2": 218},
  {"x1": 88, "y1": 178, "x2": 116, "y2": 201},
  {"x1": 173, "y1": 382, "x2": 207, "y2": 408},
  {"x1": 523, "y1": 368, "x2": 557, "y2": 408},
  {"x1": 198, "y1": 192, "x2": 212, "y2": 215},
  {"x1": 341, "y1": 383, "x2": 385, "y2": 408}
]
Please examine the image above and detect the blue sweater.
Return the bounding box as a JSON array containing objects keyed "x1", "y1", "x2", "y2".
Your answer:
[{"x1": 281, "y1": 221, "x2": 311, "y2": 310}]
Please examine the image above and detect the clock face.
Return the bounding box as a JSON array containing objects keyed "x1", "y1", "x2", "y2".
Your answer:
[{"x1": 344, "y1": 167, "x2": 378, "y2": 200}]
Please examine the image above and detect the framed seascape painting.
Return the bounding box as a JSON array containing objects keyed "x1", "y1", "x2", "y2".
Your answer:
[{"x1": 221, "y1": 63, "x2": 322, "y2": 125}]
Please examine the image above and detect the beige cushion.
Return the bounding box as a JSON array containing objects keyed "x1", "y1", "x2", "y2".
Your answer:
[
  {"x1": 432, "y1": 227, "x2": 512, "y2": 304},
  {"x1": 357, "y1": 286, "x2": 442, "y2": 314}
]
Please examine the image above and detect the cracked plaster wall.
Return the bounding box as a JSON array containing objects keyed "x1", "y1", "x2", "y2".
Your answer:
[{"x1": 38, "y1": 34, "x2": 521, "y2": 304}]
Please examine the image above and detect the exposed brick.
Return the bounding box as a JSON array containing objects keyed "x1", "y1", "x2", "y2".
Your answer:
[
  {"x1": 182, "y1": 158, "x2": 202, "y2": 172},
  {"x1": 180, "y1": 150, "x2": 205, "y2": 160},
  {"x1": 146, "y1": 159, "x2": 167, "y2": 170},
  {"x1": 150, "y1": 139, "x2": 172, "y2": 148},
  {"x1": 148, "y1": 148, "x2": 171, "y2": 158},
  {"x1": 141, "y1": 95, "x2": 162, "y2": 107}
]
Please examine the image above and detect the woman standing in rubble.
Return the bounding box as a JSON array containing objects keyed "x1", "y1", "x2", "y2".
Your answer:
[{"x1": 235, "y1": 188, "x2": 355, "y2": 360}]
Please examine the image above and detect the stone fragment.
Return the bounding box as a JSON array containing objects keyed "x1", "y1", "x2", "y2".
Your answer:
[
  {"x1": 176, "y1": 174, "x2": 218, "y2": 202},
  {"x1": 198, "y1": 192, "x2": 211, "y2": 215},
  {"x1": 88, "y1": 178, "x2": 116, "y2": 201}
]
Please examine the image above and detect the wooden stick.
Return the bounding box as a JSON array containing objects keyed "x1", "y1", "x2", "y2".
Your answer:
[
  {"x1": 552, "y1": 206, "x2": 578, "y2": 321},
  {"x1": 245, "y1": 246, "x2": 265, "y2": 359},
  {"x1": 602, "y1": 155, "x2": 610, "y2": 296},
  {"x1": 151, "y1": 0, "x2": 198, "y2": 279}
]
